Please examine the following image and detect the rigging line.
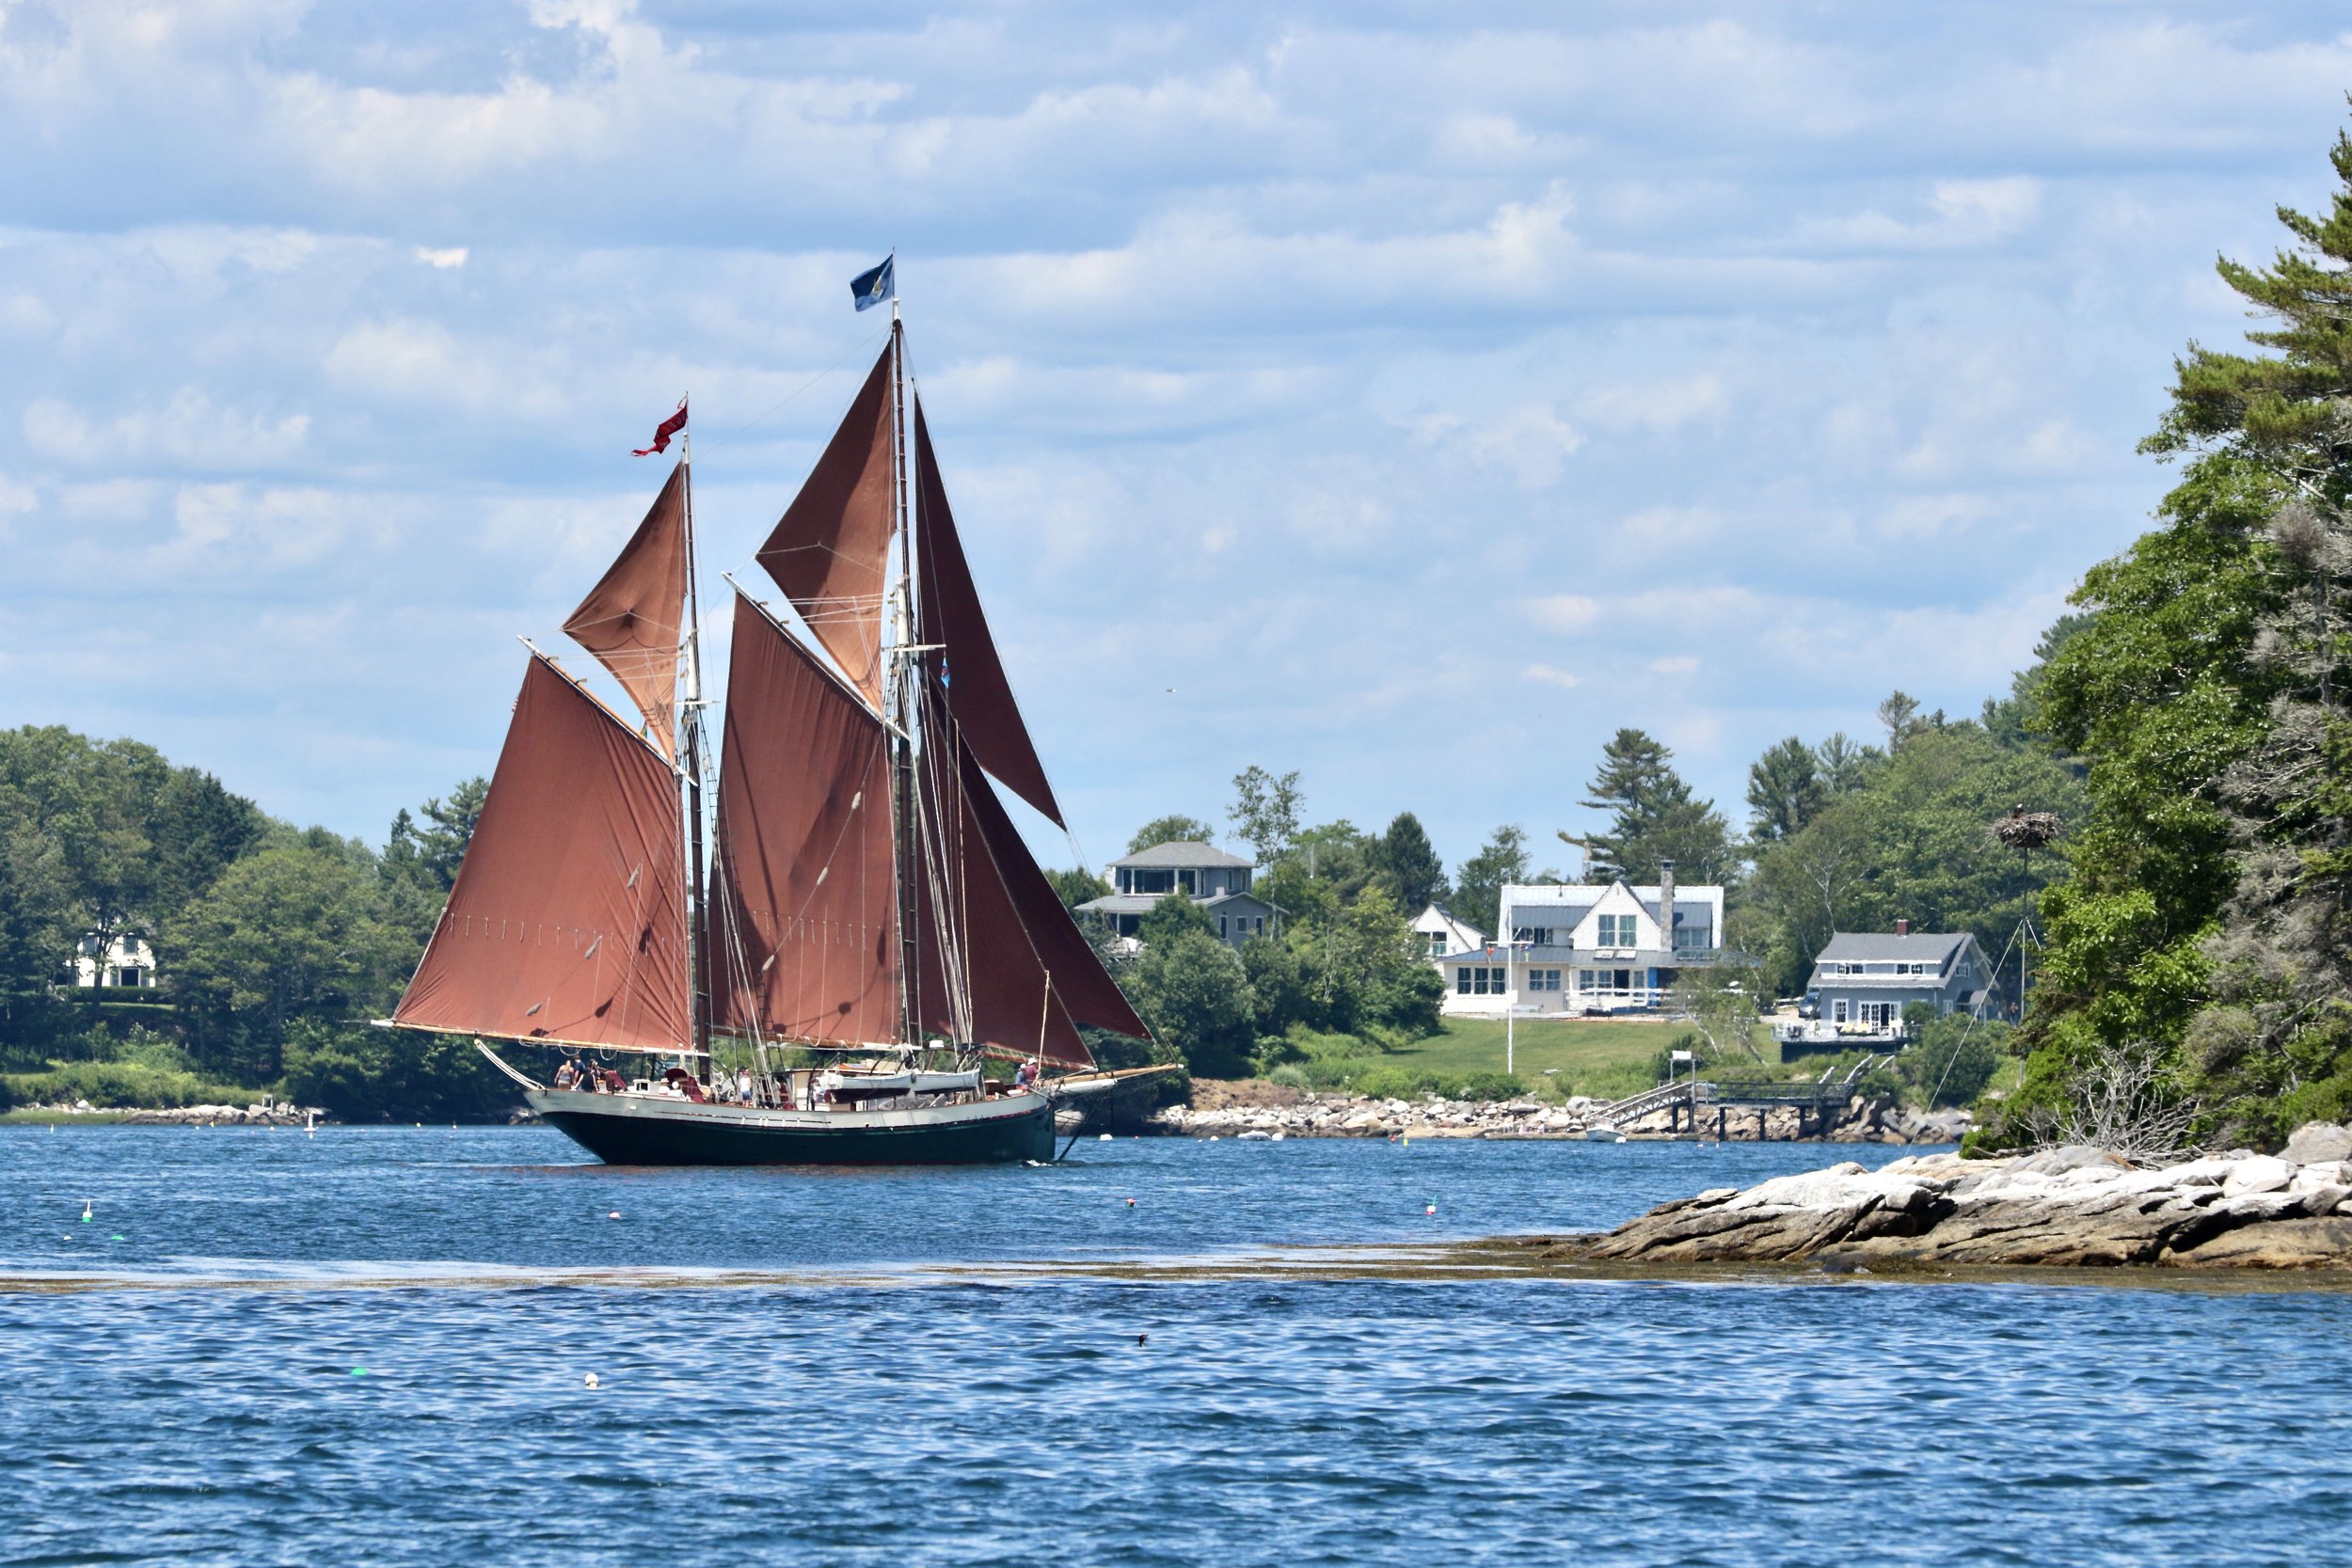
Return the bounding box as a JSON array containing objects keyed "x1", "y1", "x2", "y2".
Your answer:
[{"x1": 703, "y1": 325, "x2": 890, "y2": 449}]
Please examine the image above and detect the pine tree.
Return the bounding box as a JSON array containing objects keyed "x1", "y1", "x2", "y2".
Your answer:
[
  {"x1": 1371, "y1": 812, "x2": 1447, "y2": 912},
  {"x1": 1577, "y1": 728, "x2": 1734, "y2": 885}
]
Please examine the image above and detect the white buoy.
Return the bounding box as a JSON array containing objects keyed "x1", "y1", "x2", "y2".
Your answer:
[
  {"x1": 584, "y1": 1372, "x2": 600, "y2": 1389},
  {"x1": 607, "y1": 1211, "x2": 622, "y2": 1220},
  {"x1": 1098, "y1": 1132, "x2": 1112, "y2": 1141}
]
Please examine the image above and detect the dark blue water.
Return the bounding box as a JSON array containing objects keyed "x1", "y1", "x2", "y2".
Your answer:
[{"x1": 3, "y1": 1127, "x2": 2346, "y2": 1566}]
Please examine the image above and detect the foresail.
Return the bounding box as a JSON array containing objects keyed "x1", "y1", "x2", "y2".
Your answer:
[
  {"x1": 710, "y1": 592, "x2": 898, "y2": 1046},
  {"x1": 393, "y1": 656, "x2": 691, "y2": 1052},
  {"x1": 912, "y1": 397, "x2": 1064, "y2": 826},
  {"x1": 562, "y1": 462, "x2": 689, "y2": 757},
  {"x1": 755, "y1": 344, "x2": 896, "y2": 708}
]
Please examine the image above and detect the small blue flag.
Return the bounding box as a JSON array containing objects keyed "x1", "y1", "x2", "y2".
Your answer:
[{"x1": 850, "y1": 255, "x2": 895, "y2": 312}]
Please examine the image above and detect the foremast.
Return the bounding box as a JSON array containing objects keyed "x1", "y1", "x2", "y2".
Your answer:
[{"x1": 885, "y1": 309, "x2": 926, "y2": 1059}]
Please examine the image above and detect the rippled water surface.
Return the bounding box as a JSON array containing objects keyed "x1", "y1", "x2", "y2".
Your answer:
[{"x1": 3, "y1": 1125, "x2": 2347, "y2": 1566}]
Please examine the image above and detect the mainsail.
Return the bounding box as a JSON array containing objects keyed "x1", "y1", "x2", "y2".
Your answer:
[
  {"x1": 392, "y1": 655, "x2": 691, "y2": 1052},
  {"x1": 755, "y1": 344, "x2": 897, "y2": 707},
  {"x1": 708, "y1": 592, "x2": 898, "y2": 1046},
  {"x1": 561, "y1": 462, "x2": 688, "y2": 756},
  {"x1": 914, "y1": 716, "x2": 1146, "y2": 1069},
  {"x1": 912, "y1": 397, "x2": 1065, "y2": 827}
]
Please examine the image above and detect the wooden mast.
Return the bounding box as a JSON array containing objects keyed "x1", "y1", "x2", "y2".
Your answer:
[
  {"x1": 680, "y1": 428, "x2": 712, "y2": 1069},
  {"x1": 888, "y1": 306, "x2": 921, "y2": 1052}
]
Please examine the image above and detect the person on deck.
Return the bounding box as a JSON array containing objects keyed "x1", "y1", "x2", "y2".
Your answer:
[
  {"x1": 1014, "y1": 1058, "x2": 1038, "y2": 1091},
  {"x1": 736, "y1": 1066, "x2": 755, "y2": 1104},
  {"x1": 553, "y1": 1060, "x2": 577, "y2": 1092}
]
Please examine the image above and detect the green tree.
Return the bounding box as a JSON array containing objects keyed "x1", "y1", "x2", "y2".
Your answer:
[
  {"x1": 1450, "y1": 825, "x2": 1529, "y2": 939},
  {"x1": 165, "y1": 836, "x2": 414, "y2": 1081},
  {"x1": 1125, "y1": 815, "x2": 1218, "y2": 853},
  {"x1": 1815, "y1": 733, "x2": 1879, "y2": 796},
  {"x1": 1046, "y1": 867, "x2": 1111, "y2": 910},
  {"x1": 1577, "y1": 728, "x2": 1736, "y2": 885},
  {"x1": 1126, "y1": 897, "x2": 1256, "y2": 1078},
  {"x1": 279, "y1": 1018, "x2": 520, "y2": 1123},
  {"x1": 1228, "y1": 766, "x2": 1303, "y2": 862},
  {"x1": 1370, "y1": 811, "x2": 1448, "y2": 911},
  {"x1": 1745, "y1": 736, "x2": 1826, "y2": 844}
]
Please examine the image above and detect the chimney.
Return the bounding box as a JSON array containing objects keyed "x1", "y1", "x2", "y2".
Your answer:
[
  {"x1": 1896, "y1": 918, "x2": 1911, "y2": 938},
  {"x1": 1657, "y1": 859, "x2": 1676, "y2": 954}
]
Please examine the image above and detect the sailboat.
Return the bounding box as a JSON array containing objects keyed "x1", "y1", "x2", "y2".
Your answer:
[{"x1": 382, "y1": 296, "x2": 1163, "y2": 1165}]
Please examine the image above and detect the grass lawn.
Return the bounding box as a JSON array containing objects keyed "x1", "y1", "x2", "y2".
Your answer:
[{"x1": 1385, "y1": 1016, "x2": 1685, "y2": 1099}]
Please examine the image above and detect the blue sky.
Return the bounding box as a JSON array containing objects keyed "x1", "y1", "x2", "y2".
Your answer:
[{"x1": 3, "y1": 2, "x2": 2349, "y2": 878}]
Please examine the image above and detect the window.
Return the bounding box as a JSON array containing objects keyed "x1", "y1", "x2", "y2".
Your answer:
[
  {"x1": 1513, "y1": 927, "x2": 1553, "y2": 946},
  {"x1": 1218, "y1": 916, "x2": 1229, "y2": 938},
  {"x1": 1427, "y1": 932, "x2": 1450, "y2": 957},
  {"x1": 1833, "y1": 998, "x2": 1850, "y2": 1023},
  {"x1": 114, "y1": 967, "x2": 143, "y2": 988},
  {"x1": 1254, "y1": 917, "x2": 1265, "y2": 935},
  {"x1": 1597, "y1": 913, "x2": 1637, "y2": 946},
  {"x1": 1457, "y1": 967, "x2": 1473, "y2": 994},
  {"x1": 1529, "y1": 968, "x2": 1561, "y2": 992},
  {"x1": 1130, "y1": 869, "x2": 1175, "y2": 895}
]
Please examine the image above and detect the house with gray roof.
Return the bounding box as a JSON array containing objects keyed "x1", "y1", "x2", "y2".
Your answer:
[
  {"x1": 1076, "y1": 841, "x2": 1279, "y2": 952},
  {"x1": 1775, "y1": 924, "x2": 1997, "y2": 1051},
  {"x1": 1436, "y1": 861, "x2": 1731, "y2": 1017}
]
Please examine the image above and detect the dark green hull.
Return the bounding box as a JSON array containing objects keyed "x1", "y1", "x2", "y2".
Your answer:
[{"x1": 532, "y1": 1092, "x2": 1056, "y2": 1166}]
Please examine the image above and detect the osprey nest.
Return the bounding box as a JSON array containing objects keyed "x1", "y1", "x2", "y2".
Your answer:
[{"x1": 1989, "y1": 809, "x2": 2062, "y2": 853}]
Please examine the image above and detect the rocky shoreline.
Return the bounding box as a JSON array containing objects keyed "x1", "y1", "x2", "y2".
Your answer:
[
  {"x1": 1147, "y1": 1080, "x2": 1971, "y2": 1145},
  {"x1": 12, "y1": 1100, "x2": 324, "y2": 1127},
  {"x1": 1538, "y1": 1121, "x2": 2352, "y2": 1271}
]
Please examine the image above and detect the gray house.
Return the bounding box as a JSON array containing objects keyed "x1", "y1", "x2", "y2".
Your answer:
[
  {"x1": 1076, "y1": 841, "x2": 1279, "y2": 952},
  {"x1": 1781, "y1": 925, "x2": 1997, "y2": 1049}
]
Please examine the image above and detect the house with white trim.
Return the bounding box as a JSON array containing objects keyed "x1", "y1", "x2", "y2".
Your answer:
[
  {"x1": 1435, "y1": 860, "x2": 1728, "y2": 1017},
  {"x1": 1773, "y1": 924, "x2": 1998, "y2": 1050},
  {"x1": 1411, "y1": 903, "x2": 1486, "y2": 961}
]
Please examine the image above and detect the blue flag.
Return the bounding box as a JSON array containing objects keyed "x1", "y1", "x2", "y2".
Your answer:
[{"x1": 850, "y1": 255, "x2": 895, "y2": 312}]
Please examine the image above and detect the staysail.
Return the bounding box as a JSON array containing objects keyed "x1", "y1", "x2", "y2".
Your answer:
[
  {"x1": 392, "y1": 655, "x2": 691, "y2": 1052},
  {"x1": 561, "y1": 462, "x2": 689, "y2": 756},
  {"x1": 755, "y1": 343, "x2": 897, "y2": 707},
  {"x1": 911, "y1": 397, "x2": 1065, "y2": 826},
  {"x1": 709, "y1": 591, "x2": 898, "y2": 1046}
]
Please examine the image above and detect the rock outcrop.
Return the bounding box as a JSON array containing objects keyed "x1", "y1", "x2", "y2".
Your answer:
[
  {"x1": 1555, "y1": 1130, "x2": 2352, "y2": 1271},
  {"x1": 1151, "y1": 1085, "x2": 1969, "y2": 1144}
]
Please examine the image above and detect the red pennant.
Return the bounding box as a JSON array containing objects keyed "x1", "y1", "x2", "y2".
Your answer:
[{"x1": 633, "y1": 397, "x2": 688, "y2": 457}]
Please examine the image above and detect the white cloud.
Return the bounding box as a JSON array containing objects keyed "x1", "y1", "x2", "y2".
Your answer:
[
  {"x1": 1525, "y1": 594, "x2": 1601, "y2": 634},
  {"x1": 0, "y1": 2, "x2": 2332, "y2": 862},
  {"x1": 24, "y1": 389, "x2": 309, "y2": 467},
  {"x1": 1524, "y1": 662, "x2": 1580, "y2": 689},
  {"x1": 1649, "y1": 656, "x2": 1699, "y2": 674}
]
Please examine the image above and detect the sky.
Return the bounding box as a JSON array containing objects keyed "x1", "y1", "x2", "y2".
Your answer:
[{"x1": 3, "y1": 1, "x2": 2350, "y2": 879}]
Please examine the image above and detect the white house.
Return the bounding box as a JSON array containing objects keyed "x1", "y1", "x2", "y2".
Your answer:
[
  {"x1": 1436, "y1": 860, "x2": 1728, "y2": 1017},
  {"x1": 73, "y1": 931, "x2": 157, "y2": 990},
  {"x1": 1411, "y1": 903, "x2": 1486, "y2": 960}
]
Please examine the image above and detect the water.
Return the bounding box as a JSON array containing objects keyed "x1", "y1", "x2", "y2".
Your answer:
[{"x1": 3, "y1": 1127, "x2": 2346, "y2": 1566}]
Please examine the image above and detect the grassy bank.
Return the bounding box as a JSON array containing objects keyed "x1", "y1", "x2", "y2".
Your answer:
[
  {"x1": 1268, "y1": 1016, "x2": 1684, "y2": 1101},
  {"x1": 1386, "y1": 1017, "x2": 1683, "y2": 1099}
]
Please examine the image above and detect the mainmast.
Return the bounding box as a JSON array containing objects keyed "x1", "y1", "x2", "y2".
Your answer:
[
  {"x1": 887, "y1": 308, "x2": 921, "y2": 1053},
  {"x1": 679, "y1": 431, "x2": 712, "y2": 1068}
]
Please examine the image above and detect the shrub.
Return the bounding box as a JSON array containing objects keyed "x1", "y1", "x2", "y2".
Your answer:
[
  {"x1": 1265, "y1": 1064, "x2": 1310, "y2": 1089},
  {"x1": 1903, "y1": 1017, "x2": 2008, "y2": 1108},
  {"x1": 1448, "y1": 1071, "x2": 1526, "y2": 1102}
]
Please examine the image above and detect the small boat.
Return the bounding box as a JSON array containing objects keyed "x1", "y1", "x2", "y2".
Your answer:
[
  {"x1": 1582, "y1": 1125, "x2": 1628, "y2": 1143},
  {"x1": 383, "y1": 271, "x2": 1166, "y2": 1164}
]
